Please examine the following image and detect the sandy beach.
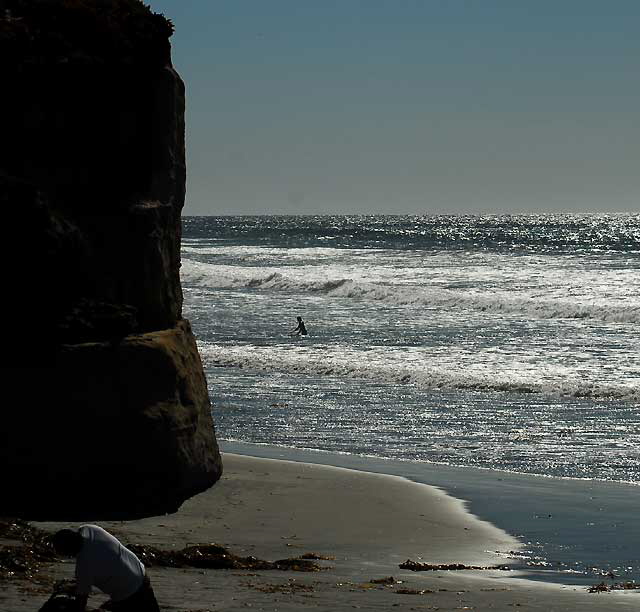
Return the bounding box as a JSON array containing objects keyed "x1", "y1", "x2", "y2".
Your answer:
[{"x1": 4, "y1": 453, "x2": 638, "y2": 611}]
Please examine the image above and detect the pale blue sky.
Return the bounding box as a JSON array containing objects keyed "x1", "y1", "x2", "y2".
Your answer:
[{"x1": 150, "y1": 1, "x2": 639, "y2": 215}]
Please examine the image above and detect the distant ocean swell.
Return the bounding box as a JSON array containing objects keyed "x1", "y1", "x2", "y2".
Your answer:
[
  {"x1": 198, "y1": 343, "x2": 639, "y2": 402},
  {"x1": 181, "y1": 214, "x2": 640, "y2": 253},
  {"x1": 181, "y1": 261, "x2": 640, "y2": 324}
]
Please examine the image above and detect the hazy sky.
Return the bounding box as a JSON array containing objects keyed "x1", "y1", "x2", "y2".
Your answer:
[{"x1": 149, "y1": 1, "x2": 639, "y2": 215}]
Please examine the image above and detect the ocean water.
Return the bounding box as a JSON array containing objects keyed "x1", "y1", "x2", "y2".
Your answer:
[
  {"x1": 181, "y1": 214, "x2": 640, "y2": 583},
  {"x1": 181, "y1": 214, "x2": 640, "y2": 480}
]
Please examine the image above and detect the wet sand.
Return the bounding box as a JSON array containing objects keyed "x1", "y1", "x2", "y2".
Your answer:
[
  {"x1": 5, "y1": 453, "x2": 639, "y2": 611},
  {"x1": 225, "y1": 440, "x2": 640, "y2": 585}
]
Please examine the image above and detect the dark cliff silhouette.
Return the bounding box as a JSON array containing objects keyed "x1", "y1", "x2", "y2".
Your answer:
[{"x1": 0, "y1": 0, "x2": 222, "y2": 519}]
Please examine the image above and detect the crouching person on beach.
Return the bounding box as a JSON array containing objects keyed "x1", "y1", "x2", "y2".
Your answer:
[{"x1": 52, "y1": 524, "x2": 160, "y2": 612}]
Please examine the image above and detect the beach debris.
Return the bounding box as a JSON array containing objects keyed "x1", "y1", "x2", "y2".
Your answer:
[
  {"x1": 249, "y1": 578, "x2": 315, "y2": 594},
  {"x1": 0, "y1": 518, "x2": 57, "y2": 583},
  {"x1": 395, "y1": 588, "x2": 434, "y2": 595},
  {"x1": 274, "y1": 557, "x2": 327, "y2": 572},
  {"x1": 353, "y1": 583, "x2": 379, "y2": 590},
  {"x1": 588, "y1": 581, "x2": 640, "y2": 593},
  {"x1": 128, "y1": 543, "x2": 327, "y2": 572},
  {"x1": 129, "y1": 543, "x2": 249, "y2": 569},
  {"x1": 399, "y1": 559, "x2": 511, "y2": 572},
  {"x1": 369, "y1": 576, "x2": 397, "y2": 584},
  {"x1": 299, "y1": 552, "x2": 335, "y2": 560},
  {"x1": 353, "y1": 577, "x2": 407, "y2": 591}
]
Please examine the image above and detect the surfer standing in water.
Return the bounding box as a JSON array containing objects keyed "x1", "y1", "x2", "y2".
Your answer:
[{"x1": 291, "y1": 316, "x2": 308, "y2": 336}]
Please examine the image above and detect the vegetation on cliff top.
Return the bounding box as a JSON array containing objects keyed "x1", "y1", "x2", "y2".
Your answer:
[{"x1": 1, "y1": 0, "x2": 174, "y2": 67}]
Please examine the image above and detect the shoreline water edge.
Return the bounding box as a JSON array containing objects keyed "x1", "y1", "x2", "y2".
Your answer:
[
  {"x1": 221, "y1": 440, "x2": 640, "y2": 587},
  {"x1": 12, "y1": 451, "x2": 637, "y2": 612}
]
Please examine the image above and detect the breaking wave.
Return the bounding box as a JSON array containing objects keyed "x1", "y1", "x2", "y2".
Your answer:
[
  {"x1": 198, "y1": 343, "x2": 639, "y2": 403},
  {"x1": 181, "y1": 260, "x2": 640, "y2": 324}
]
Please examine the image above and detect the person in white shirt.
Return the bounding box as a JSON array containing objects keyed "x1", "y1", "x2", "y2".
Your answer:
[{"x1": 52, "y1": 524, "x2": 160, "y2": 611}]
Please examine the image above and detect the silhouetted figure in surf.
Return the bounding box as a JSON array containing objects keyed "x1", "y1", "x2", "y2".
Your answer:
[{"x1": 291, "y1": 316, "x2": 307, "y2": 336}]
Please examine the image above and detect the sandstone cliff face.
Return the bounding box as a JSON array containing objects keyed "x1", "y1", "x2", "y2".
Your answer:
[{"x1": 1, "y1": 1, "x2": 222, "y2": 518}]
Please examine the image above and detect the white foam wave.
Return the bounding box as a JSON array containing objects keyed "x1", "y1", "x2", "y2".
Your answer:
[
  {"x1": 199, "y1": 343, "x2": 639, "y2": 402},
  {"x1": 181, "y1": 260, "x2": 640, "y2": 324},
  {"x1": 181, "y1": 245, "x2": 379, "y2": 257}
]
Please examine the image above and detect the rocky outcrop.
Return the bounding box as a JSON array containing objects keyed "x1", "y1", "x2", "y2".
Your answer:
[
  {"x1": 1, "y1": 0, "x2": 222, "y2": 518},
  {"x1": 5, "y1": 321, "x2": 220, "y2": 519}
]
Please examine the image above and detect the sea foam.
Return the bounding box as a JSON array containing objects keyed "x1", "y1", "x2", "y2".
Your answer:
[
  {"x1": 197, "y1": 342, "x2": 639, "y2": 402},
  {"x1": 181, "y1": 260, "x2": 640, "y2": 324}
]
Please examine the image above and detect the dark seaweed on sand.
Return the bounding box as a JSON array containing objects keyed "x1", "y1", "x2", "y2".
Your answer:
[
  {"x1": 128, "y1": 543, "x2": 326, "y2": 572},
  {"x1": 588, "y1": 580, "x2": 640, "y2": 593},
  {"x1": 399, "y1": 559, "x2": 511, "y2": 571},
  {"x1": 0, "y1": 518, "x2": 57, "y2": 582}
]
